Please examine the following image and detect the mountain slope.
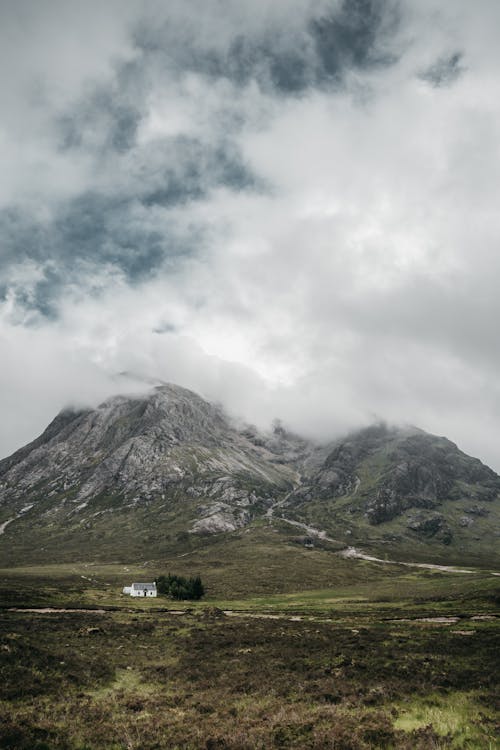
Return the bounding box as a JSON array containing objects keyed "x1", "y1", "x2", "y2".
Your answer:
[
  {"x1": 284, "y1": 424, "x2": 500, "y2": 564},
  {"x1": 0, "y1": 385, "x2": 499, "y2": 566},
  {"x1": 0, "y1": 385, "x2": 311, "y2": 563}
]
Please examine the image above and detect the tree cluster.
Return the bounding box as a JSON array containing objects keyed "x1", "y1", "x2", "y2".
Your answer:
[{"x1": 156, "y1": 573, "x2": 205, "y2": 600}]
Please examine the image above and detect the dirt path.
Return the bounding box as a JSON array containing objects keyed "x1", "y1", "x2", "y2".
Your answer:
[
  {"x1": 0, "y1": 518, "x2": 14, "y2": 535},
  {"x1": 276, "y1": 515, "x2": 340, "y2": 542},
  {"x1": 8, "y1": 608, "x2": 496, "y2": 628},
  {"x1": 267, "y1": 502, "x2": 345, "y2": 545},
  {"x1": 7, "y1": 608, "x2": 107, "y2": 614},
  {"x1": 265, "y1": 477, "x2": 302, "y2": 522},
  {"x1": 0, "y1": 505, "x2": 35, "y2": 536},
  {"x1": 271, "y1": 514, "x2": 500, "y2": 577},
  {"x1": 338, "y1": 546, "x2": 479, "y2": 574}
]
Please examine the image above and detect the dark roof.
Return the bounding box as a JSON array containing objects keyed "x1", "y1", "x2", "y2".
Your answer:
[{"x1": 131, "y1": 582, "x2": 156, "y2": 590}]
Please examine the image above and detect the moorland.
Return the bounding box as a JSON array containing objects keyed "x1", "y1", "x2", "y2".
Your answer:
[{"x1": 1, "y1": 528, "x2": 499, "y2": 750}]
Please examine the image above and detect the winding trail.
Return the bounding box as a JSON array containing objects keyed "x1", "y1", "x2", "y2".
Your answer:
[
  {"x1": 0, "y1": 504, "x2": 35, "y2": 537},
  {"x1": 338, "y1": 546, "x2": 478, "y2": 574},
  {"x1": 0, "y1": 519, "x2": 14, "y2": 535},
  {"x1": 267, "y1": 504, "x2": 500, "y2": 577},
  {"x1": 273, "y1": 514, "x2": 343, "y2": 545}
]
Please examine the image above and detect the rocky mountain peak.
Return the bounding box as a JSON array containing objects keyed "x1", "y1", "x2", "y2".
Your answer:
[{"x1": 0, "y1": 384, "x2": 499, "y2": 566}]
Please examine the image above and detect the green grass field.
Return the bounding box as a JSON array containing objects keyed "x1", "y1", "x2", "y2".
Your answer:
[{"x1": 0, "y1": 547, "x2": 499, "y2": 749}]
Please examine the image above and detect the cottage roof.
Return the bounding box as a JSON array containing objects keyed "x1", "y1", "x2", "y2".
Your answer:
[{"x1": 131, "y1": 582, "x2": 156, "y2": 590}]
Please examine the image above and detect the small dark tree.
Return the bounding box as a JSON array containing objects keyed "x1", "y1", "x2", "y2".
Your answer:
[
  {"x1": 191, "y1": 575, "x2": 205, "y2": 600},
  {"x1": 155, "y1": 573, "x2": 205, "y2": 600}
]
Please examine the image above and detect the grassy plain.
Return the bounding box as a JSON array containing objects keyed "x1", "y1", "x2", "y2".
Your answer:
[{"x1": 0, "y1": 546, "x2": 499, "y2": 749}]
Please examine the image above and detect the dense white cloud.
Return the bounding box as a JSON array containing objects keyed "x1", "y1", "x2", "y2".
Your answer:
[
  {"x1": 0, "y1": 0, "x2": 139, "y2": 207},
  {"x1": 1, "y1": 1, "x2": 500, "y2": 472}
]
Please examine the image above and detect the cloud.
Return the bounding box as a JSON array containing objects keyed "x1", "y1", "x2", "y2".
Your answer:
[
  {"x1": 1, "y1": 0, "x2": 500, "y2": 476},
  {"x1": 133, "y1": 0, "x2": 399, "y2": 95},
  {"x1": 420, "y1": 52, "x2": 465, "y2": 87}
]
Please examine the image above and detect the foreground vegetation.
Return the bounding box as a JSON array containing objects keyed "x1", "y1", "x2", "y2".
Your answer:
[
  {"x1": 1, "y1": 606, "x2": 498, "y2": 749},
  {"x1": 0, "y1": 559, "x2": 499, "y2": 749}
]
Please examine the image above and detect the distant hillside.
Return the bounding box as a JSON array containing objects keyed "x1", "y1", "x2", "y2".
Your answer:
[
  {"x1": 283, "y1": 423, "x2": 500, "y2": 564},
  {"x1": 0, "y1": 384, "x2": 499, "y2": 566}
]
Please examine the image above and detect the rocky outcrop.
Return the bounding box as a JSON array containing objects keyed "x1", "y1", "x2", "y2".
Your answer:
[{"x1": 407, "y1": 513, "x2": 453, "y2": 544}]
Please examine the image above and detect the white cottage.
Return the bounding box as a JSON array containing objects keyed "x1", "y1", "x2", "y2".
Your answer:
[{"x1": 122, "y1": 582, "x2": 157, "y2": 597}]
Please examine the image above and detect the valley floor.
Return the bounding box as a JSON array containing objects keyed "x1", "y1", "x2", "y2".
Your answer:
[{"x1": 0, "y1": 563, "x2": 499, "y2": 749}]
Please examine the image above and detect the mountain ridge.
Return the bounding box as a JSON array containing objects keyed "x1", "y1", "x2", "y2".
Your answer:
[{"x1": 1, "y1": 383, "x2": 499, "y2": 567}]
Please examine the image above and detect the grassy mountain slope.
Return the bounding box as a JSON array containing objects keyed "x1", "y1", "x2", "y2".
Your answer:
[{"x1": 285, "y1": 424, "x2": 500, "y2": 565}]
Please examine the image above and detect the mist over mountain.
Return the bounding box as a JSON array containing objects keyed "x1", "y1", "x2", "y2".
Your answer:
[
  {"x1": 2, "y1": 2, "x2": 500, "y2": 478},
  {"x1": 1, "y1": 384, "x2": 499, "y2": 567}
]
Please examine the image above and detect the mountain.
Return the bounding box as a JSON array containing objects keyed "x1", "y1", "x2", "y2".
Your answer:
[
  {"x1": 284, "y1": 423, "x2": 500, "y2": 564},
  {"x1": 0, "y1": 384, "x2": 499, "y2": 566}
]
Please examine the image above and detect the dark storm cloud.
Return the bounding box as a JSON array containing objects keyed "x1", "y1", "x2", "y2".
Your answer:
[
  {"x1": 133, "y1": 0, "x2": 399, "y2": 96},
  {"x1": 0, "y1": 0, "x2": 399, "y2": 320},
  {"x1": 53, "y1": 192, "x2": 168, "y2": 278},
  {"x1": 56, "y1": 54, "x2": 152, "y2": 155},
  {"x1": 420, "y1": 52, "x2": 465, "y2": 87},
  {"x1": 140, "y1": 138, "x2": 259, "y2": 207},
  {"x1": 0, "y1": 192, "x2": 192, "y2": 318},
  {"x1": 58, "y1": 95, "x2": 141, "y2": 154},
  {"x1": 311, "y1": 0, "x2": 398, "y2": 79},
  {"x1": 0, "y1": 131, "x2": 259, "y2": 318},
  {"x1": 0, "y1": 264, "x2": 61, "y2": 321}
]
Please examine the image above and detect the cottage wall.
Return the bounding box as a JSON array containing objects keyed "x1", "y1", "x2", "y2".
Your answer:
[
  {"x1": 130, "y1": 590, "x2": 157, "y2": 597},
  {"x1": 127, "y1": 583, "x2": 157, "y2": 597}
]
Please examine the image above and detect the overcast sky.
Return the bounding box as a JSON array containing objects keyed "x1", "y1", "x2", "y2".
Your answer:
[{"x1": 1, "y1": 0, "x2": 500, "y2": 469}]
